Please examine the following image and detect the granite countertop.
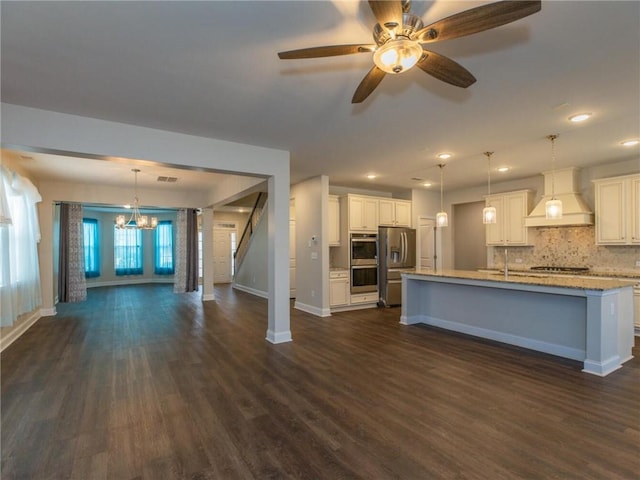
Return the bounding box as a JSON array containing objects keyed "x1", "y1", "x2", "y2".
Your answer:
[
  {"x1": 405, "y1": 269, "x2": 638, "y2": 291},
  {"x1": 478, "y1": 268, "x2": 640, "y2": 281}
]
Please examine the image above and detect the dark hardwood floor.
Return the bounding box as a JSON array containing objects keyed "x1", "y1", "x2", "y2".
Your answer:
[{"x1": 1, "y1": 284, "x2": 639, "y2": 479}]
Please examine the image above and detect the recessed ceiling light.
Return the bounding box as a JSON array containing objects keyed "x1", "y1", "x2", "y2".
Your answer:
[
  {"x1": 497, "y1": 167, "x2": 509, "y2": 173},
  {"x1": 423, "y1": 182, "x2": 432, "y2": 187},
  {"x1": 367, "y1": 174, "x2": 376, "y2": 179},
  {"x1": 568, "y1": 113, "x2": 591, "y2": 123},
  {"x1": 620, "y1": 139, "x2": 639, "y2": 147},
  {"x1": 437, "y1": 153, "x2": 452, "y2": 160}
]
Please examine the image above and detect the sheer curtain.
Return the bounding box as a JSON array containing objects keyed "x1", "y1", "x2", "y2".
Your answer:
[
  {"x1": 58, "y1": 203, "x2": 87, "y2": 303},
  {"x1": 174, "y1": 209, "x2": 198, "y2": 292},
  {"x1": 154, "y1": 220, "x2": 174, "y2": 275},
  {"x1": 0, "y1": 166, "x2": 43, "y2": 326}
]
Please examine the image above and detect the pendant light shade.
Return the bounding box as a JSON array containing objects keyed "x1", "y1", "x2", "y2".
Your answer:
[
  {"x1": 545, "y1": 134, "x2": 563, "y2": 220},
  {"x1": 436, "y1": 164, "x2": 448, "y2": 227},
  {"x1": 482, "y1": 151, "x2": 497, "y2": 224}
]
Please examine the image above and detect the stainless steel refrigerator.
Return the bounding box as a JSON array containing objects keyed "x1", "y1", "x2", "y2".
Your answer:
[{"x1": 378, "y1": 226, "x2": 416, "y2": 307}]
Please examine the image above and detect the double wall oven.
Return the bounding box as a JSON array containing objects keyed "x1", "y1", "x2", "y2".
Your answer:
[{"x1": 350, "y1": 233, "x2": 378, "y2": 294}]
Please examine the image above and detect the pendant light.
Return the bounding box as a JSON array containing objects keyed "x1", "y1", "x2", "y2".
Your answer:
[
  {"x1": 115, "y1": 169, "x2": 158, "y2": 229},
  {"x1": 482, "y1": 151, "x2": 496, "y2": 224},
  {"x1": 436, "y1": 164, "x2": 448, "y2": 227},
  {"x1": 545, "y1": 134, "x2": 562, "y2": 220}
]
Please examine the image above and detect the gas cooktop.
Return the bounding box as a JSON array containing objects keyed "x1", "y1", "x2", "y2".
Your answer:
[{"x1": 530, "y1": 266, "x2": 590, "y2": 273}]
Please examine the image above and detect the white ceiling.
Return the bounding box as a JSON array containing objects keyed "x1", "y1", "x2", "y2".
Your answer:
[{"x1": 1, "y1": 1, "x2": 639, "y2": 195}]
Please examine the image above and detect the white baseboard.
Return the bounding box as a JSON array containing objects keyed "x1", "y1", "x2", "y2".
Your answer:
[
  {"x1": 40, "y1": 307, "x2": 57, "y2": 317},
  {"x1": 266, "y1": 329, "x2": 292, "y2": 344},
  {"x1": 294, "y1": 301, "x2": 331, "y2": 318},
  {"x1": 0, "y1": 310, "x2": 41, "y2": 352},
  {"x1": 408, "y1": 314, "x2": 585, "y2": 361},
  {"x1": 86, "y1": 278, "x2": 174, "y2": 288},
  {"x1": 202, "y1": 293, "x2": 215, "y2": 301},
  {"x1": 232, "y1": 283, "x2": 268, "y2": 299}
]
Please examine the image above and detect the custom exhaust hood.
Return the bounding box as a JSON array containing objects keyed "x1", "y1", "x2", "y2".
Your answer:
[{"x1": 525, "y1": 167, "x2": 594, "y2": 227}]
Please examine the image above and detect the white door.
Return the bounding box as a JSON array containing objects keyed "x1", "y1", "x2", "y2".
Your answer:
[
  {"x1": 418, "y1": 217, "x2": 436, "y2": 270},
  {"x1": 290, "y1": 219, "x2": 296, "y2": 298},
  {"x1": 213, "y1": 227, "x2": 233, "y2": 283}
]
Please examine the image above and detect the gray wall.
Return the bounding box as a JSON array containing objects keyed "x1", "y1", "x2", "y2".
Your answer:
[{"x1": 453, "y1": 201, "x2": 486, "y2": 270}]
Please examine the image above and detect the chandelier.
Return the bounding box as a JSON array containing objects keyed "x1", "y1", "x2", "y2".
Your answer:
[{"x1": 115, "y1": 169, "x2": 158, "y2": 229}]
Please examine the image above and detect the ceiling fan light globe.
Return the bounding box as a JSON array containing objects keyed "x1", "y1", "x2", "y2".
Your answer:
[{"x1": 373, "y1": 38, "x2": 422, "y2": 74}]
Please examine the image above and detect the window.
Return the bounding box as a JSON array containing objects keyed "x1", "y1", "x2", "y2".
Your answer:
[
  {"x1": 154, "y1": 220, "x2": 174, "y2": 275},
  {"x1": 114, "y1": 226, "x2": 142, "y2": 276},
  {"x1": 83, "y1": 218, "x2": 100, "y2": 278}
]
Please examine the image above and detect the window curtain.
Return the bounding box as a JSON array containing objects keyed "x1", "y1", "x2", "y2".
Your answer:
[
  {"x1": 174, "y1": 209, "x2": 198, "y2": 292},
  {"x1": 154, "y1": 220, "x2": 174, "y2": 275},
  {"x1": 83, "y1": 218, "x2": 100, "y2": 278},
  {"x1": 114, "y1": 226, "x2": 143, "y2": 276},
  {"x1": 58, "y1": 203, "x2": 87, "y2": 303},
  {"x1": 0, "y1": 166, "x2": 43, "y2": 326}
]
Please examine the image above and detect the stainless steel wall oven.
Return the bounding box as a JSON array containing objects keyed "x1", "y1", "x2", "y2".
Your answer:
[
  {"x1": 350, "y1": 233, "x2": 377, "y2": 266},
  {"x1": 351, "y1": 265, "x2": 378, "y2": 294},
  {"x1": 350, "y1": 233, "x2": 378, "y2": 293}
]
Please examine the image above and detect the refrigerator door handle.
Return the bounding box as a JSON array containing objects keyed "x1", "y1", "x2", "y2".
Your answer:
[{"x1": 402, "y1": 232, "x2": 407, "y2": 264}]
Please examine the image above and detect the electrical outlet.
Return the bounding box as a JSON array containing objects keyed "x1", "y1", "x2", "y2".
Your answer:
[
  {"x1": 635, "y1": 260, "x2": 640, "y2": 267},
  {"x1": 311, "y1": 290, "x2": 315, "y2": 298}
]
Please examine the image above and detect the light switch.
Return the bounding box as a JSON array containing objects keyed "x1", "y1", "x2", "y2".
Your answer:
[{"x1": 311, "y1": 252, "x2": 318, "y2": 260}]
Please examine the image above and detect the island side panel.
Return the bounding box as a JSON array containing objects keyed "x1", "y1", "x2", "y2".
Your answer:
[
  {"x1": 583, "y1": 288, "x2": 633, "y2": 376},
  {"x1": 406, "y1": 280, "x2": 587, "y2": 360}
]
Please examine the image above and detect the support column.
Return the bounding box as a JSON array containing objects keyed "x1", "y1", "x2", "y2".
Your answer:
[
  {"x1": 201, "y1": 207, "x2": 215, "y2": 301},
  {"x1": 266, "y1": 174, "x2": 292, "y2": 344}
]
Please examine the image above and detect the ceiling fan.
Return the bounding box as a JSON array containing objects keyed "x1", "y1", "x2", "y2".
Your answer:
[{"x1": 278, "y1": 0, "x2": 541, "y2": 103}]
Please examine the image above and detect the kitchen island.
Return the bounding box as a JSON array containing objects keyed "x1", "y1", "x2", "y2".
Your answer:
[{"x1": 401, "y1": 270, "x2": 636, "y2": 376}]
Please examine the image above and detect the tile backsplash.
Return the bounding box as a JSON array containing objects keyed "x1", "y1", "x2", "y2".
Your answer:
[{"x1": 491, "y1": 226, "x2": 640, "y2": 276}]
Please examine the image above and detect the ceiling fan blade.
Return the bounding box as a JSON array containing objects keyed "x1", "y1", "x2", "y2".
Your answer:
[
  {"x1": 368, "y1": 0, "x2": 403, "y2": 33},
  {"x1": 278, "y1": 44, "x2": 376, "y2": 59},
  {"x1": 352, "y1": 66, "x2": 386, "y2": 104},
  {"x1": 417, "y1": 50, "x2": 476, "y2": 88},
  {"x1": 416, "y1": 0, "x2": 541, "y2": 43}
]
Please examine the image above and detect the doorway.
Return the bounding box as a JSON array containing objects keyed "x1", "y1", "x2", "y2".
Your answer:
[
  {"x1": 417, "y1": 217, "x2": 437, "y2": 270},
  {"x1": 213, "y1": 223, "x2": 236, "y2": 284}
]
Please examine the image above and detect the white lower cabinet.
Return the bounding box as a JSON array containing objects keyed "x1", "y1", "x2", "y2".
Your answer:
[
  {"x1": 350, "y1": 292, "x2": 378, "y2": 305},
  {"x1": 329, "y1": 271, "x2": 349, "y2": 307}
]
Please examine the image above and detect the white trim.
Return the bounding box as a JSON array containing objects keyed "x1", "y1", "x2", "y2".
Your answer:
[
  {"x1": 407, "y1": 313, "x2": 586, "y2": 361},
  {"x1": 202, "y1": 293, "x2": 215, "y2": 301},
  {"x1": 583, "y1": 358, "x2": 622, "y2": 377},
  {"x1": 265, "y1": 329, "x2": 292, "y2": 344},
  {"x1": 40, "y1": 307, "x2": 57, "y2": 317},
  {"x1": 232, "y1": 283, "x2": 268, "y2": 299},
  {"x1": 86, "y1": 278, "x2": 174, "y2": 288},
  {"x1": 294, "y1": 301, "x2": 331, "y2": 317},
  {"x1": 0, "y1": 310, "x2": 41, "y2": 352}
]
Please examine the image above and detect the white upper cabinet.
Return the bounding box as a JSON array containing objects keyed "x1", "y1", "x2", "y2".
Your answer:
[
  {"x1": 485, "y1": 190, "x2": 533, "y2": 246},
  {"x1": 379, "y1": 199, "x2": 412, "y2": 227},
  {"x1": 348, "y1": 195, "x2": 379, "y2": 232},
  {"x1": 594, "y1": 173, "x2": 640, "y2": 245},
  {"x1": 328, "y1": 195, "x2": 341, "y2": 246}
]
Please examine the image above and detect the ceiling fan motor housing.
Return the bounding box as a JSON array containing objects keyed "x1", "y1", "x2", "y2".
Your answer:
[{"x1": 373, "y1": 13, "x2": 424, "y2": 46}]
